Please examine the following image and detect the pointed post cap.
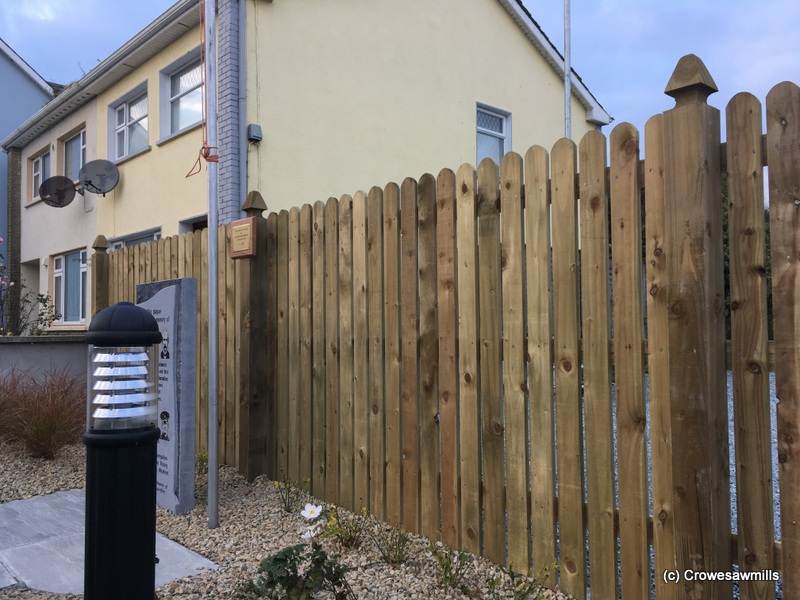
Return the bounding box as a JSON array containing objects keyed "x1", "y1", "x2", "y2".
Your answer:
[
  {"x1": 242, "y1": 190, "x2": 267, "y2": 217},
  {"x1": 92, "y1": 235, "x2": 109, "y2": 252},
  {"x1": 665, "y1": 54, "x2": 718, "y2": 105}
]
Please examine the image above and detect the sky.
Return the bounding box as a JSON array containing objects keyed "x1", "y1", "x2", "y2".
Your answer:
[{"x1": 1, "y1": 0, "x2": 798, "y2": 137}]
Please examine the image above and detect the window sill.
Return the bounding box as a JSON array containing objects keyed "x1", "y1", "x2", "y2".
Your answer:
[
  {"x1": 115, "y1": 145, "x2": 152, "y2": 166},
  {"x1": 156, "y1": 121, "x2": 203, "y2": 147},
  {"x1": 26, "y1": 197, "x2": 43, "y2": 208},
  {"x1": 48, "y1": 323, "x2": 87, "y2": 332}
]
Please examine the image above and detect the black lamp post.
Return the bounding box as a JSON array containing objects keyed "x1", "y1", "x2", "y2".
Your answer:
[{"x1": 84, "y1": 302, "x2": 163, "y2": 600}]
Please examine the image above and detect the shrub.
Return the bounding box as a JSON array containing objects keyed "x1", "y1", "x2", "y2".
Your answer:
[
  {"x1": 0, "y1": 369, "x2": 84, "y2": 459},
  {"x1": 324, "y1": 507, "x2": 363, "y2": 550},
  {"x1": 430, "y1": 541, "x2": 472, "y2": 593}
]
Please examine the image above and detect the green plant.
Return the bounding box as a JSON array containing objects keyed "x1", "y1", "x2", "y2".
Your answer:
[
  {"x1": 324, "y1": 508, "x2": 363, "y2": 549},
  {"x1": 0, "y1": 369, "x2": 84, "y2": 458},
  {"x1": 430, "y1": 541, "x2": 472, "y2": 593},
  {"x1": 196, "y1": 451, "x2": 208, "y2": 475},
  {"x1": 273, "y1": 480, "x2": 301, "y2": 513},
  {"x1": 505, "y1": 565, "x2": 552, "y2": 600},
  {"x1": 369, "y1": 526, "x2": 410, "y2": 567},
  {"x1": 236, "y1": 543, "x2": 355, "y2": 600}
]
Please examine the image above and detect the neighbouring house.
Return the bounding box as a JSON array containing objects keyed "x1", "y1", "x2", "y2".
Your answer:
[
  {"x1": 0, "y1": 39, "x2": 53, "y2": 332},
  {"x1": 2, "y1": 0, "x2": 610, "y2": 330}
]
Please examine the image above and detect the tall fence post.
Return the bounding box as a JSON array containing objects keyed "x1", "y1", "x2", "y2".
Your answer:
[
  {"x1": 658, "y1": 54, "x2": 731, "y2": 597},
  {"x1": 91, "y1": 235, "x2": 110, "y2": 317},
  {"x1": 237, "y1": 191, "x2": 270, "y2": 480}
]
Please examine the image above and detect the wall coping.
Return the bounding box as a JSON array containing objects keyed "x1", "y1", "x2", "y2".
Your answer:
[{"x1": 0, "y1": 334, "x2": 87, "y2": 344}]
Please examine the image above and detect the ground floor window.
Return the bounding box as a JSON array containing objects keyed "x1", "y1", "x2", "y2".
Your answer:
[
  {"x1": 53, "y1": 249, "x2": 87, "y2": 323},
  {"x1": 109, "y1": 228, "x2": 161, "y2": 251}
]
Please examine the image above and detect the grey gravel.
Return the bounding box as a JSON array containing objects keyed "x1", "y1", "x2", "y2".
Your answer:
[{"x1": 1, "y1": 442, "x2": 569, "y2": 599}]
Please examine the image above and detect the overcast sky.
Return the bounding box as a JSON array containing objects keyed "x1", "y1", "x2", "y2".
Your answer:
[{"x1": 1, "y1": 0, "x2": 797, "y2": 137}]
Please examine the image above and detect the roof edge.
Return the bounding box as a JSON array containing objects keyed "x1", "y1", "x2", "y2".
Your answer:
[
  {"x1": 1, "y1": 0, "x2": 199, "y2": 151},
  {"x1": 495, "y1": 0, "x2": 612, "y2": 126},
  {"x1": 0, "y1": 38, "x2": 53, "y2": 97}
]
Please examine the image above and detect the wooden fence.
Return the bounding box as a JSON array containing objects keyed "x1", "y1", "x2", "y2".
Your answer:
[{"x1": 92, "y1": 56, "x2": 799, "y2": 598}]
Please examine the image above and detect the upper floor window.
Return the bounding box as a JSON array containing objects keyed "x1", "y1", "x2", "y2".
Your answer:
[
  {"x1": 476, "y1": 105, "x2": 511, "y2": 165},
  {"x1": 64, "y1": 129, "x2": 86, "y2": 182},
  {"x1": 114, "y1": 93, "x2": 148, "y2": 160},
  {"x1": 53, "y1": 249, "x2": 87, "y2": 324},
  {"x1": 169, "y1": 61, "x2": 203, "y2": 134},
  {"x1": 32, "y1": 152, "x2": 50, "y2": 200}
]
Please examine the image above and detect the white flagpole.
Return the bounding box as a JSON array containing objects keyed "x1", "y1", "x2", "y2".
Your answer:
[
  {"x1": 205, "y1": 0, "x2": 219, "y2": 529},
  {"x1": 564, "y1": 0, "x2": 572, "y2": 139}
]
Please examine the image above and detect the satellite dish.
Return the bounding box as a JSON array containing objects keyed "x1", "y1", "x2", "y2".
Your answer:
[
  {"x1": 79, "y1": 159, "x2": 120, "y2": 196},
  {"x1": 39, "y1": 176, "x2": 76, "y2": 208}
]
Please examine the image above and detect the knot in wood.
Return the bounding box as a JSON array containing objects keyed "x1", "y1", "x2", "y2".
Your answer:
[
  {"x1": 492, "y1": 419, "x2": 504, "y2": 435},
  {"x1": 461, "y1": 182, "x2": 469, "y2": 194},
  {"x1": 658, "y1": 509, "x2": 668, "y2": 523},
  {"x1": 747, "y1": 360, "x2": 762, "y2": 374},
  {"x1": 434, "y1": 412, "x2": 440, "y2": 425},
  {"x1": 654, "y1": 246, "x2": 664, "y2": 257},
  {"x1": 371, "y1": 404, "x2": 379, "y2": 415},
  {"x1": 560, "y1": 359, "x2": 573, "y2": 373},
  {"x1": 745, "y1": 552, "x2": 757, "y2": 566},
  {"x1": 565, "y1": 559, "x2": 577, "y2": 574},
  {"x1": 649, "y1": 284, "x2": 659, "y2": 297},
  {"x1": 464, "y1": 372, "x2": 472, "y2": 384}
]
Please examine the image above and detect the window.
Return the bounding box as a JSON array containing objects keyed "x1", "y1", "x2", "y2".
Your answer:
[
  {"x1": 32, "y1": 152, "x2": 50, "y2": 199},
  {"x1": 169, "y1": 61, "x2": 203, "y2": 134},
  {"x1": 109, "y1": 229, "x2": 161, "y2": 251},
  {"x1": 53, "y1": 249, "x2": 87, "y2": 323},
  {"x1": 114, "y1": 94, "x2": 148, "y2": 159},
  {"x1": 476, "y1": 105, "x2": 511, "y2": 165},
  {"x1": 64, "y1": 129, "x2": 86, "y2": 181}
]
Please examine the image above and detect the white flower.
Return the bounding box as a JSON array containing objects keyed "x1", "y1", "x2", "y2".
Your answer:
[
  {"x1": 301, "y1": 522, "x2": 323, "y2": 540},
  {"x1": 301, "y1": 503, "x2": 322, "y2": 521}
]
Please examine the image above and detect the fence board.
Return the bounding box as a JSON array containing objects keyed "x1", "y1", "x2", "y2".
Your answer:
[
  {"x1": 299, "y1": 206, "x2": 313, "y2": 490},
  {"x1": 325, "y1": 197, "x2": 341, "y2": 504},
  {"x1": 610, "y1": 123, "x2": 648, "y2": 600},
  {"x1": 225, "y1": 227, "x2": 237, "y2": 466},
  {"x1": 727, "y1": 92, "x2": 775, "y2": 599},
  {"x1": 477, "y1": 158, "x2": 503, "y2": 564},
  {"x1": 436, "y1": 169, "x2": 459, "y2": 548},
  {"x1": 199, "y1": 230, "x2": 208, "y2": 457},
  {"x1": 275, "y1": 211, "x2": 289, "y2": 481},
  {"x1": 383, "y1": 183, "x2": 402, "y2": 527},
  {"x1": 455, "y1": 165, "x2": 479, "y2": 554},
  {"x1": 171, "y1": 235, "x2": 179, "y2": 279},
  {"x1": 400, "y1": 178, "x2": 420, "y2": 533},
  {"x1": 524, "y1": 146, "x2": 555, "y2": 582},
  {"x1": 264, "y1": 218, "x2": 278, "y2": 477},
  {"x1": 766, "y1": 81, "x2": 800, "y2": 598},
  {"x1": 500, "y1": 154, "x2": 527, "y2": 571},
  {"x1": 578, "y1": 130, "x2": 615, "y2": 600},
  {"x1": 418, "y1": 174, "x2": 439, "y2": 540},
  {"x1": 644, "y1": 114, "x2": 675, "y2": 600},
  {"x1": 312, "y1": 201, "x2": 326, "y2": 497},
  {"x1": 338, "y1": 196, "x2": 355, "y2": 510},
  {"x1": 551, "y1": 138, "x2": 584, "y2": 597},
  {"x1": 367, "y1": 187, "x2": 385, "y2": 518},
  {"x1": 352, "y1": 192, "x2": 370, "y2": 513},
  {"x1": 217, "y1": 227, "x2": 228, "y2": 464},
  {"x1": 288, "y1": 208, "x2": 300, "y2": 483}
]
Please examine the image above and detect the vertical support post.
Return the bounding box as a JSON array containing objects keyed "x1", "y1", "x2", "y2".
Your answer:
[
  {"x1": 238, "y1": 191, "x2": 269, "y2": 480},
  {"x1": 659, "y1": 54, "x2": 731, "y2": 598},
  {"x1": 91, "y1": 235, "x2": 110, "y2": 317}
]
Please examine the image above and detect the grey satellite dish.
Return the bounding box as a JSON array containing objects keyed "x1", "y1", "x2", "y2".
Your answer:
[
  {"x1": 39, "y1": 176, "x2": 76, "y2": 208},
  {"x1": 79, "y1": 159, "x2": 120, "y2": 196}
]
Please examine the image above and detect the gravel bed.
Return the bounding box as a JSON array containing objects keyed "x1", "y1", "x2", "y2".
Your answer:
[
  {"x1": 1, "y1": 442, "x2": 568, "y2": 599},
  {"x1": 0, "y1": 442, "x2": 84, "y2": 503}
]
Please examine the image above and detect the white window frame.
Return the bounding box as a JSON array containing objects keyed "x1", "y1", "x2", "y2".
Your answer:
[
  {"x1": 169, "y1": 59, "x2": 203, "y2": 134},
  {"x1": 109, "y1": 228, "x2": 162, "y2": 251},
  {"x1": 63, "y1": 129, "x2": 87, "y2": 182},
  {"x1": 113, "y1": 92, "x2": 148, "y2": 160},
  {"x1": 476, "y1": 104, "x2": 511, "y2": 164},
  {"x1": 32, "y1": 151, "x2": 50, "y2": 200},
  {"x1": 53, "y1": 249, "x2": 88, "y2": 324}
]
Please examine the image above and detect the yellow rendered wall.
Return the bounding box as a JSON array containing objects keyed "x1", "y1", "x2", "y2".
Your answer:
[
  {"x1": 245, "y1": 0, "x2": 596, "y2": 210},
  {"x1": 95, "y1": 25, "x2": 207, "y2": 241}
]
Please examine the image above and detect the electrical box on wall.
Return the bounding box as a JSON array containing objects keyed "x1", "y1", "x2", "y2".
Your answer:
[{"x1": 247, "y1": 123, "x2": 262, "y2": 143}]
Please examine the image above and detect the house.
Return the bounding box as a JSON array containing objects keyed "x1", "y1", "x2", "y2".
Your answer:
[
  {"x1": 0, "y1": 39, "x2": 53, "y2": 332},
  {"x1": 2, "y1": 0, "x2": 609, "y2": 330}
]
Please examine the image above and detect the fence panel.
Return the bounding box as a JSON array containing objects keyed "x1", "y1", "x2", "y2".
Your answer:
[{"x1": 92, "y1": 60, "x2": 799, "y2": 599}]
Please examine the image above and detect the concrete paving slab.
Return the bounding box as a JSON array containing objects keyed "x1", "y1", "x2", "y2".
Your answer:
[{"x1": 0, "y1": 490, "x2": 216, "y2": 594}]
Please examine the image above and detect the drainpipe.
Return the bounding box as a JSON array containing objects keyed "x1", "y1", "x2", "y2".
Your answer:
[{"x1": 205, "y1": 0, "x2": 220, "y2": 530}]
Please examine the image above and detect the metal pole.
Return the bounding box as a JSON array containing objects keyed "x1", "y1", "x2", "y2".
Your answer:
[
  {"x1": 563, "y1": 0, "x2": 572, "y2": 139},
  {"x1": 205, "y1": 0, "x2": 219, "y2": 529}
]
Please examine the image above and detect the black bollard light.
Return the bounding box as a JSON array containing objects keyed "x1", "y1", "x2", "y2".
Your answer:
[{"x1": 84, "y1": 302, "x2": 163, "y2": 600}]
